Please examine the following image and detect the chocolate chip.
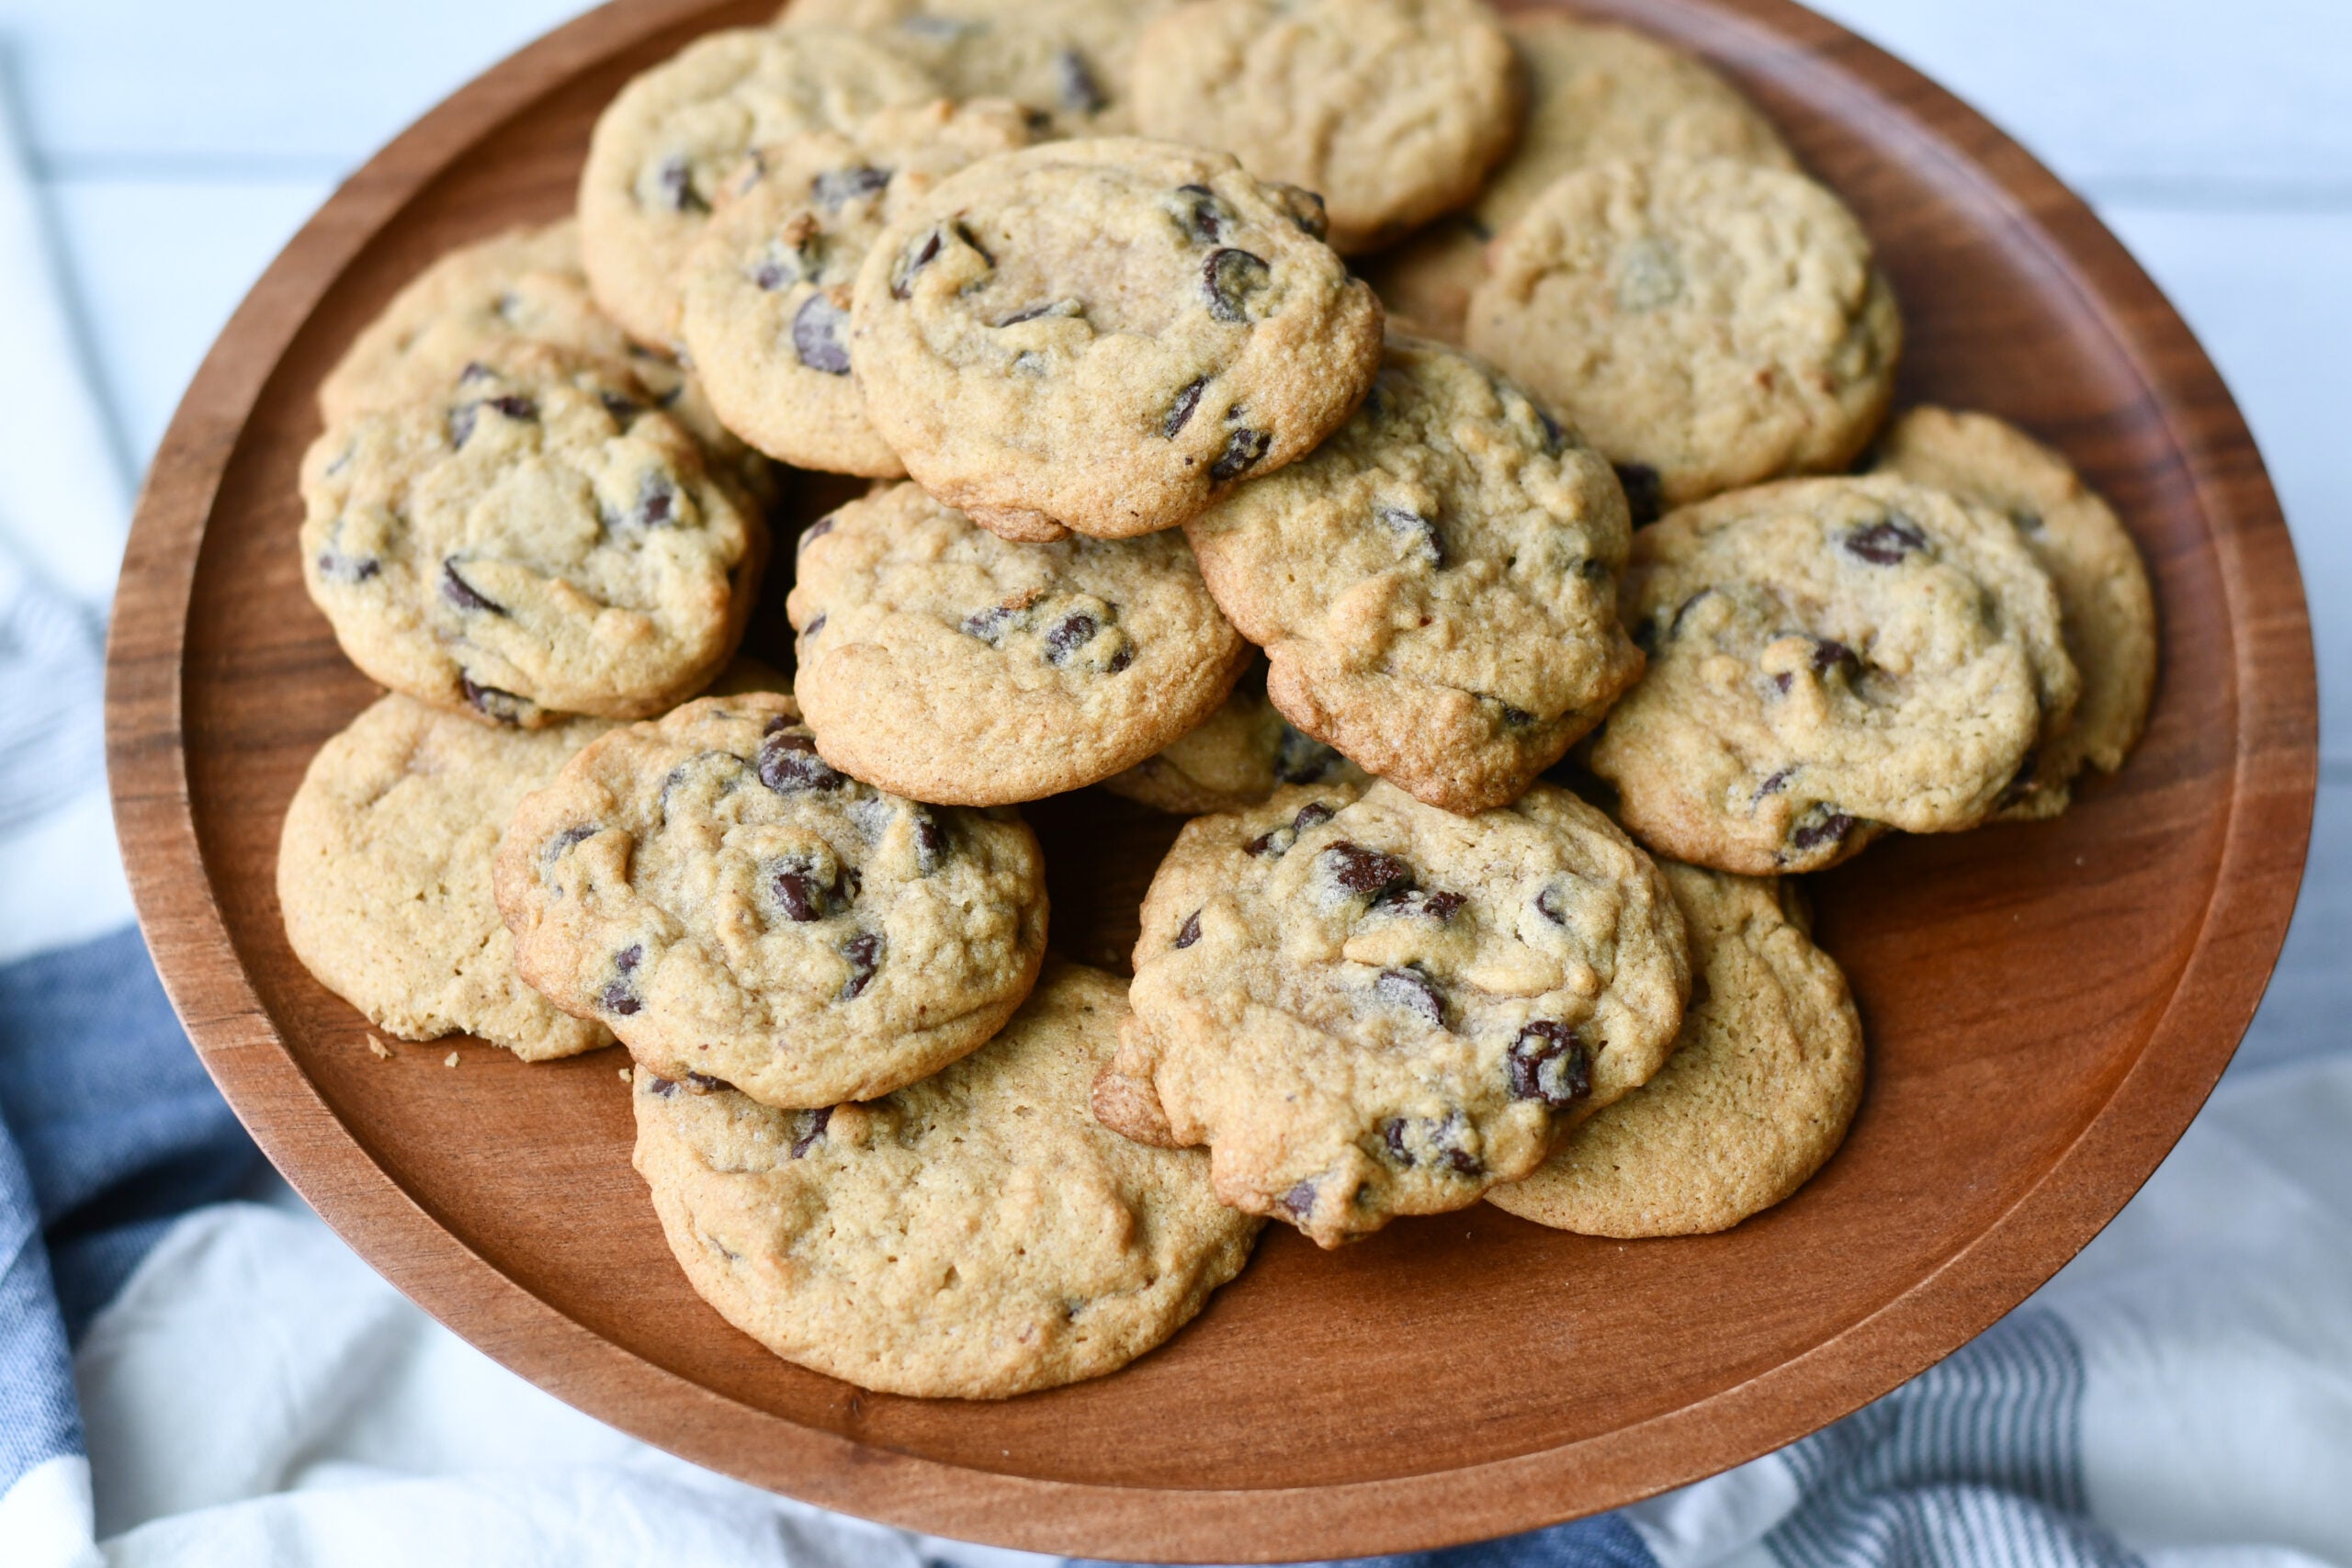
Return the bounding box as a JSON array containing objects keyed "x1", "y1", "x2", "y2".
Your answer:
[
  {"x1": 634, "y1": 471, "x2": 677, "y2": 528},
  {"x1": 1320, "y1": 840, "x2": 1414, "y2": 901},
  {"x1": 798, "y1": 515, "x2": 836, "y2": 554},
  {"x1": 1534, "y1": 886, "x2": 1568, "y2": 926},
  {"x1": 800, "y1": 613, "x2": 827, "y2": 640},
  {"x1": 599, "y1": 389, "x2": 644, "y2": 423},
  {"x1": 315, "y1": 549, "x2": 379, "y2": 584},
  {"x1": 1498, "y1": 703, "x2": 1535, "y2": 729},
  {"x1": 956, "y1": 221, "x2": 995, "y2": 268},
  {"x1": 1202, "y1": 248, "x2": 1271, "y2": 322},
  {"x1": 598, "y1": 980, "x2": 641, "y2": 1016},
  {"x1": 1057, "y1": 47, "x2": 1107, "y2": 114},
  {"x1": 543, "y1": 824, "x2": 598, "y2": 864},
  {"x1": 1533, "y1": 406, "x2": 1568, "y2": 458},
  {"x1": 1771, "y1": 672, "x2": 1794, "y2": 694},
  {"x1": 1279, "y1": 1179, "x2": 1318, "y2": 1220},
  {"x1": 813, "y1": 164, "x2": 889, "y2": 208},
  {"x1": 1272, "y1": 727, "x2": 1344, "y2": 784},
  {"x1": 1163, "y1": 376, "x2": 1207, "y2": 438},
  {"x1": 891, "y1": 228, "x2": 946, "y2": 299},
  {"x1": 911, "y1": 808, "x2": 949, "y2": 874},
  {"x1": 1246, "y1": 799, "x2": 1336, "y2": 858},
  {"x1": 645, "y1": 1073, "x2": 680, "y2": 1098},
  {"x1": 1755, "y1": 766, "x2": 1795, "y2": 800},
  {"x1": 1377, "y1": 505, "x2": 1444, "y2": 569},
  {"x1": 1172, "y1": 183, "x2": 1227, "y2": 244},
  {"x1": 1812, "y1": 638, "x2": 1859, "y2": 675},
  {"x1": 757, "y1": 728, "x2": 845, "y2": 794},
  {"x1": 792, "y1": 294, "x2": 852, "y2": 375},
  {"x1": 1042, "y1": 612, "x2": 1100, "y2": 665},
  {"x1": 441, "y1": 560, "x2": 506, "y2": 615},
  {"x1": 1615, "y1": 463, "x2": 1664, "y2": 526},
  {"x1": 1845, "y1": 513, "x2": 1930, "y2": 565},
  {"x1": 996, "y1": 299, "x2": 1080, "y2": 326},
  {"x1": 1279, "y1": 185, "x2": 1329, "y2": 240},
  {"x1": 1175, "y1": 909, "x2": 1202, "y2": 948},
  {"x1": 1789, "y1": 807, "x2": 1856, "y2": 853},
  {"x1": 1107, "y1": 645, "x2": 1135, "y2": 673},
  {"x1": 1381, "y1": 1116, "x2": 1481, "y2": 1176},
  {"x1": 1211, "y1": 425, "x2": 1271, "y2": 482},
  {"x1": 962, "y1": 604, "x2": 1016, "y2": 645},
  {"x1": 839, "y1": 931, "x2": 883, "y2": 999},
  {"x1": 790, "y1": 1105, "x2": 832, "y2": 1159},
  {"x1": 1668, "y1": 588, "x2": 1714, "y2": 638},
  {"x1": 772, "y1": 862, "x2": 832, "y2": 922},
  {"x1": 459, "y1": 676, "x2": 529, "y2": 725},
  {"x1": 654, "y1": 154, "x2": 706, "y2": 214},
  {"x1": 1388, "y1": 889, "x2": 1464, "y2": 921},
  {"x1": 1374, "y1": 966, "x2": 1445, "y2": 1025},
  {"x1": 616, "y1": 943, "x2": 642, "y2": 973},
  {"x1": 658, "y1": 750, "x2": 750, "y2": 818},
  {"x1": 1509, "y1": 1021, "x2": 1590, "y2": 1108}
]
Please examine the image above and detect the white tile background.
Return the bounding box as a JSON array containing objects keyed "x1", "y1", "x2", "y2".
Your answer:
[{"x1": 0, "y1": 0, "x2": 2341, "y2": 1062}]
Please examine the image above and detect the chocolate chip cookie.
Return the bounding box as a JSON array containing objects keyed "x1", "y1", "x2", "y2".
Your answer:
[
  {"x1": 278, "y1": 694, "x2": 616, "y2": 1061},
  {"x1": 300, "y1": 345, "x2": 766, "y2": 728},
  {"x1": 785, "y1": 481, "x2": 1251, "y2": 804},
  {"x1": 316, "y1": 219, "x2": 778, "y2": 508},
  {"x1": 1589, "y1": 476, "x2": 2078, "y2": 874},
  {"x1": 1366, "y1": 15, "x2": 1796, "y2": 343},
  {"x1": 1102, "y1": 655, "x2": 1369, "y2": 816},
  {"x1": 849, "y1": 137, "x2": 1385, "y2": 541},
  {"x1": 1132, "y1": 0, "x2": 1521, "y2": 254},
  {"x1": 496, "y1": 691, "x2": 1049, "y2": 1108},
  {"x1": 1487, "y1": 863, "x2": 1861, "y2": 1236},
  {"x1": 1871, "y1": 407, "x2": 2157, "y2": 819},
  {"x1": 579, "y1": 26, "x2": 937, "y2": 346},
  {"x1": 1185, "y1": 334, "x2": 1644, "y2": 815},
  {"x1": 781, "y1": 0, "x2": 1173, "y2": 135},
  {"x1": 633, "y1": 960, "x2": 1259, "y2": 1398},
  {"x1": 678, "y1": 97, "x2": 1041, "y2": 479},
  {"x1": 1465, "y1": 157, "x2": 1902, "y2": 515},
  {"x1": 1107, "y1": 778, "x2": 1689, "y2": 1247}
]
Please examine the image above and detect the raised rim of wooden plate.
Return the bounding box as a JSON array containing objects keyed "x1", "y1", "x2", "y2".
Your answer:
[{"x1": 105, "y1": 0, "x2": 2316, "y2": 1557}]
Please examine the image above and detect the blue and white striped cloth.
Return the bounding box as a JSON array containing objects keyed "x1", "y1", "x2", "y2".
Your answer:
[{"x1": 0, "y1": 55, "x2": 2346, "y2": 1568}]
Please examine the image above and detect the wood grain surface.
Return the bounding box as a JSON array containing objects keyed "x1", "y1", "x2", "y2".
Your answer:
[{"x1": 101, "y1": 0, "x2": 2317, "y2": 1558}]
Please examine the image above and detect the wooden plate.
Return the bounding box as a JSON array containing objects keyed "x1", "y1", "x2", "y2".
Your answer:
[{"x1": 105, "y1": 0, "x2": 2317, "y2": 1558}]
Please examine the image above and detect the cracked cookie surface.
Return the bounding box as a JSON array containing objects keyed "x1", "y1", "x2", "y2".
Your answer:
[
  {"x1": 1871, "y1": 407, "x2": 2156, "y2": 819},
  {"x1": 1102, "y1": 655, "x2": 1370, "y2": 816},
  {"x1": 1589, "y1": 475, "x2": 2076, "y2": 874},
  {"x1": 299, "y1": 345, "x2": 765, "y2": 728},
  {"x1": 786, "y1": 482, "x2": 1250, "y2": 804},
  {"x1": 495, "y1": 691, "x2": 1049, "y2": 1107},
  {"x1": 1465, "y1": 157, "x2": 1901, "y2": 513},
  {"x1": 1109, "y1": 778, "x2": 1689, "y2": 1247},
  {"x1": 1184, "y1": 334, "x2": 1643, "y2": 815},
  {"x1": 278, "y1": 694, "x2": 616, "y2": 1062},
  {"x1": 632, "y1": 961, "x2": 1260, "y2": 1398},
  {"x1": 1366, "y1": 14, "x2": 1795, "y2": 344},
  {"x1": 849, "y1": 137, "x2": 1385, "y2": 541},
  {"x1": 1132, "y1": 0, "x2": 1520, "y2": 254},
  {"x1": 781, "y1": 0, "x2": 1172, "y2": 135},
  {"x1": 579, "y1": 26, "x2": 937, "y2": 346},
  {"x1": 1487, "y1": 863, "x2": 1861, "y2": 1236}
]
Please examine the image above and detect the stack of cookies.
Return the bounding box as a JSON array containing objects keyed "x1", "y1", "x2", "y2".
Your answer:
[{"x1": 277, "y1": 0, "x2": 2157, "y2": 1398}]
